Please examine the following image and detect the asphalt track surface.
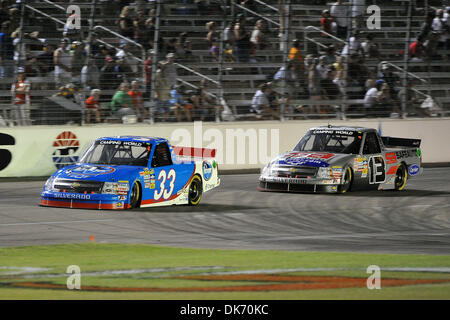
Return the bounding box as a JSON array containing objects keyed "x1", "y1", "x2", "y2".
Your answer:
[{"x1": 0, "y1": 168, "x2": 449, "y2": 254}]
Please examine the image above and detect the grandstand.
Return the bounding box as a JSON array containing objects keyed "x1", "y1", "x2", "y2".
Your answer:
[{"x1": 0, "y1": 0, "x2": 449, "y2": 126}]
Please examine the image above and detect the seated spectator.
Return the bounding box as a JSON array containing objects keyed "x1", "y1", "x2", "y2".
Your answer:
[
  {"x1": 164, "y1": 52, "x2": 178, "y2": 89},
  {"x1": 85, "y1": 89, "x2": 102, "y2": 123},
  {"x1": 378, "y1": 63, "x2": 400, "y2": 98},
  {"x1": 397, "y1": 81, "x2": 424, "y2": 116},
  {"x1": 341, "y1": 31, "x2": 363, "y2": 57},
  {"x1": 250, "y1": 83, "x2": 280, "y2": 120},
  {"x1": 175, "y1": 32, "x2": 192, "y2": 62},
  {"x1": 170, "y1": 84, "x2": 192, "y2": 122},
  {"x1": 377, "y1": 83, "x2": 401, "y2": 117},
  {"x1": 273, "y1": 60, "x2": 297, "y2": 98},
  {"x1": 119, "y1": 6, "x2": 134, "y2": 39},
  {"x1": 81, "y1": 57, "x2": 100, "y2": 91},
  {"x1": 71, "y1": 41, "x2": 86, "y2": 83},
  {"x1": 361, "y1": 33, "x2": 381, "y2": 60},
  {"x1": 99, "y1": 55, "x2": 118, "y2": 90},
  {"x1": 128, "y1": 80, "x2": 148, "y2": 122},
  {"x1": 109, "y1": 82, "x2": 135, "y2": 119},
  {"x1": 115, "y1": 43, "x2": 138, "y2": 77},
  {"x1": 209, "y1": 39, "x2": 219, "y2": 61},
  {"x1": 364, "y1": 79, "x2": 381, "y2": 109},
  {"x1": 35, "y1": 43, "x2": 55, "y2": 76},
  {"x1": 191, "y1": 79, "x2": 216, "y2": 121}
]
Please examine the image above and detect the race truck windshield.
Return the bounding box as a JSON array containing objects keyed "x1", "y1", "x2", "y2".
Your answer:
[
  {"x1": 293, "y1": 129, "x2": 362, "y2": 154},
  {"x1": 79, "y1": 140, "x2": 152, "y2": 166}
]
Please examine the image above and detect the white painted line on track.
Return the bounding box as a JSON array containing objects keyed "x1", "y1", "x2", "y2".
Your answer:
[{"x1": 0, "y1": 219, "x2": 117, "y2": 227}]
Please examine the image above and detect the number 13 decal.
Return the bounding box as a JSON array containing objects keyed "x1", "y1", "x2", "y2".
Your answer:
[{"x1": 154, "y1": 169, "x2": 176, "y2": 201}]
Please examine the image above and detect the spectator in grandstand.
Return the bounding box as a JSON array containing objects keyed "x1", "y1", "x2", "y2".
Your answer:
[
  {"x1": 63, "y1": 10, "x2": 81, "y2": 41},
  {"x1": 54, "y1": 38, "x2": 72, "y2": 88},
  {"x1": 397, "y1": 80, "x2": 424, "y2": 116},
  {"x1": 234, "y1": 13, "x2": 252, "y2": 63},
  {"x1": 0, "y1": 21, "x2": 14, "y2": 85},
  {"x1": 250, "y1": 19, "x2": 268, "y2": 50},
  {"x1": 144, "y1": 49, "x2": 153, "y2": 97},
  {"x1": 175, "y1": 32, "x2": 192, "y2": 62},
  {"x1": 10, "y1": 71, "x2": 30, "y2": 126},
  {"x1": 70, "y1": 41, "x2": 86, "y2": 83},
  {"x1": 419, "y1": 11, "x2": 436, "y2": 40},
  {"x1": 363, "y1": 79, "x2": 381, "y2": 109},
  {"x1": 341, "y1": 31, "x2": 363, "y2": 57},
  {"x1": 316, "y1": 55, "x2": 329, "y2": 81},
  {"x1": 250, "y1": 83, "x2": 280, "y2": 120},
  {"x1": 330, "y1": 0, "x2": 349, "y2": 39},
  {"x1": 119, "y1": 5, "x2": 135, "y2": 39},
  {"x1": 191, "y1": 79, "x2": 216, "y2": 121},
  {"x1": 432, "y1": 9, "x2": 449, "y2": 50},
  {"x1": 306, "y1": 55, "x2": 323, "y2": 114},
  {"x1": 196, "y1": 0, "x2": 222, "y2": 14},
  {"x1": 209, "y1": 39, "x2": 219, "y2": 61},
  {"x1": 332, "y1": 54, "x2": 346, "y2": 96},
  {"x1": 423, "y1": 31, "x2": 441, "y2": 60},
  {"x1": 115, "y1": 43, "x2": 138, "y2": 77},
  {"x1": 85, "y1": 88, "x2": 102, "y2": 124},
  {"x1": 347, "y1": 53, "x2": 368, "y2": 87},
  {"x1": 134, "y1": 10, "x2": 149, "y2": 49},
  {"x1": 109, "y1": 82, "x2": 135, "y2": 119},
  {"x1": 323, "y1": 45, "x2": 337, "y2": 65},
  {"x1": 81, "y1": 57, "x2": 100, "y2": 91},
  {"x1": 377, "y1": 82, "x2": 401, "y2": 117},
  {"x1": 288, "y1": 39, "x2": 305, "y2": 86},
  {"x1": 361, "y1": 33, "x2": 381, "y2": 60},
  {"x1": 378, "y1": 63, "x2": 400, "y2": 98},
  {"x1": 128, "y1": 80, "x2": 148, "y2": 122},
  {"x1": 321, "y1": 66, "x2": 340, "y2": 100},
  {"x1": 0, "y1": 1, "x2": 10, "y2": 24},
  {"x1": 351, "y1": 0, "x2": 365, "y2": 31},
  {"x1": 166, "y1": 37, "x2": 177, "y2": 56},
  {"x1": 224, "y1": 20, "x2": 235, "y2": 48},
  {"x1": 409, "y1": 34, "x2": 426, "y2": 61},
  {"x1": 154, "y1": 61, "x2": 172, "y2": 119},
  {"x1": 164, "y1": 52, "x2": 178, "y2": 89},
  {"x1": 170, "y1": 84, "x2": 192, "y2": 122},
  {"x1": 35, "y1": 42, "x2": 55, "y2": 76},
  {"x1": 85, "y1": 32, "x2": 102, "y2": 66},
  {"x1": 273, "y1": 60, "x2": 296, "y2": 99},
  {"x1": 240, "y1": 0, "x2": 258, "y2": 12},
  {"x1": 320, "y1": 9, "x2": 335, "y2": 36},
  {"x1": 99, "y1": 55, "x2": 118, "y2": 90},
  {"x1": 206, "y1": 21, "x2": 219, "y2": 46}
]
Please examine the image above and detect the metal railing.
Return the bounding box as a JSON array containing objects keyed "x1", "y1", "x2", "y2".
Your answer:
[{"x1": 232, "y1": 1, "x2": 280, "y2": 27}]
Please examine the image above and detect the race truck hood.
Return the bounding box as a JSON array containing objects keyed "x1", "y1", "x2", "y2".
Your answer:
[
  {"x1": 271, "y1": 151, "x2": 353, "y2": 168},
  {"x1": 51, "y1": 163, "x2": 143, "y2": 182}
]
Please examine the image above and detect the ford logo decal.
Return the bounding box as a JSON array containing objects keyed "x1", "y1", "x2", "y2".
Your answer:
[{"x1": 408, "y1": 164, "x2": 420, "y2": 176}]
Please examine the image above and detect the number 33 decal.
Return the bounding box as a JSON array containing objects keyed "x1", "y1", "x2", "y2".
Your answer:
[{"x1": 154, "y1": 169, "x2": 176, "y2": 201}]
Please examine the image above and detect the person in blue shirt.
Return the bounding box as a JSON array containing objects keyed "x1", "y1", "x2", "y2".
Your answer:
[{"x1": 170, "y1": 84, "x2": 192, "y2": 122}]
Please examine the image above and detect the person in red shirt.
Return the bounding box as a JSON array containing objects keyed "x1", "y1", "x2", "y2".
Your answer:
[
  {"x1": 10, "y1": 71, "x2": 31, "y2": 125},
  {"x1": 85, "y1": 89, "x2": 101, "y2": 123},
  {"x1": 409, "y1": 35, "x2": 425, "y2": 61},
  {"x1": 128, "y1": 80, "x2": 148, "y2": 122},
  {"x1": 321, "y1": 10, "x2": 334, "y2": 36}
]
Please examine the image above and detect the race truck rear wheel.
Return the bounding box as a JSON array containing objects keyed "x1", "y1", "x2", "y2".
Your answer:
[
  {"x1": 338, "y1": 167, "x2": 353, "y2": 194},
  {"x1": 188, "y1": 175, "x2": 203, "y2": 206},
  {"x1": 394, "y1": 164, "x2": 408, "y2": 191},
  {"x1": 129, "y1": 182, "x2": 141, "y2": 209}
]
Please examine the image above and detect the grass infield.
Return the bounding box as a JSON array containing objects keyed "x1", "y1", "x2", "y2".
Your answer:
[{"x1": 0, "y1": 243, "x2": 449, "y2": 299}]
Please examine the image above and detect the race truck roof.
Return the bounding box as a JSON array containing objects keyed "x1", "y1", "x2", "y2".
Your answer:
[
  {"x1": 96, "y1": 136, "x2": 168, "y2": 145},
  {"x1": 309, "y1": 126, "x2": 376, "y2": 133}
]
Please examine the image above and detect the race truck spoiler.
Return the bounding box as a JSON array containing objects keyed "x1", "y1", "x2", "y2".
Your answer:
[
  {"x1": 381, "y1": 136, "x2": 421, "y2": 148},
  {"x1": 173, "y1": 146, "x2": 217, "y2": 158}
]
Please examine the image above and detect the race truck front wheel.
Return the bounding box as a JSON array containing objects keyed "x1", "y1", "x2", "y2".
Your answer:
[
  {"x1": 394, "y1": 164, "x2": 408, "y2": 191},
  {"x1": 188, "y1": 175, "x2": 203, "y2": 206},
  {"x1": 338, "y1": 167, "x2": 353, "y2": 194},
  {"x1": 129, "y1": 182, "x2": 141, "y2": 209}
]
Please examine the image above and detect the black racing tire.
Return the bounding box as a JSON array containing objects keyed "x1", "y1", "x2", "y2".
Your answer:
[
  {"x1": 129, "y1": 182, "x2": 141, "y2": 209},
  {"x1": 338, "y1": 167, "x2": 353, "y2": 194},
  {"x1": 394, "y1": 163, "x2": 408, "y2": 191},
  {"x1": 188, "y1": 175, "x2": 203, "y2": 206}
]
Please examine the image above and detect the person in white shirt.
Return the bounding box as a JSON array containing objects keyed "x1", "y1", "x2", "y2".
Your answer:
[
  {"x1": 251, "y1": 83, "x2": 280, "y2": 120},
  {"x1": 54, "y1": 38, "x2": 72, "y2": 87},
  {"x1": 364, "y1": 79, "x2": 381, "y2": 109},
  {"x1": 351, "y1": 0, "x2": 365, "y2": 31},
  {"x1": 432, "y1": 9, "x2": 450, "y2": 50},
  {"x1": 330, "y1": 0, "x2": 349, "y2": 39}
]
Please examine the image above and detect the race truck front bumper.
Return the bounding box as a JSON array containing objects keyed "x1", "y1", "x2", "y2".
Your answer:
[
  {"x1": 258, "y1": 176, "x2": 341, "y2": 193},
  {"x1": 40, "y1": 191, "x2": 129, "y2": 210}
]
